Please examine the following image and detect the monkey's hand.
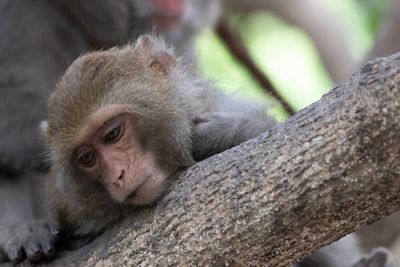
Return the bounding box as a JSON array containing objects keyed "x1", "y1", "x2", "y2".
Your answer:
[
  {"x1": 352, "y1": 248, "x2": 391, "y2": 267},
  {"x1": 192, "y1": 112, "x2": 252, "y2": 161},
  {"x1": 0, "y1": 220, "x2": 59, "y2": 263}
]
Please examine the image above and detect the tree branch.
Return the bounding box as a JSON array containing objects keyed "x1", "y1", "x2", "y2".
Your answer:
[
  {"x1": 49, "y1": 53, "x2": 400, "y2": 266},
  {"x1": 215, "y1": 17, "x2": 296, "y2": 116},
  {"x1": 225, "y1": 0, "x2": 356, "y2": 83}
]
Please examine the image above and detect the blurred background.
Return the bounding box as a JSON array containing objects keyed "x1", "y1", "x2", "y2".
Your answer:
[
  {"x1": 201, "y1": 0, "x2": 391, "y2": 121},
  {"x1": 1, "y1": 0, "x2": 399, "y2": 264}
]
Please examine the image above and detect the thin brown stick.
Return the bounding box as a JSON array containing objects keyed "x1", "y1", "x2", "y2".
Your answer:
[{"x1": 215, "y1": 17, "x2": 296, "y2": 116}]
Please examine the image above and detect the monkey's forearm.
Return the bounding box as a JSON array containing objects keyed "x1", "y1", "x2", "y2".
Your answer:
[
  {"x1": 192, "y1": 111, "x2": 275, "y2": 161},
  {"x1": 234, "y1": 112, "x2": 275, "y2": 142}
]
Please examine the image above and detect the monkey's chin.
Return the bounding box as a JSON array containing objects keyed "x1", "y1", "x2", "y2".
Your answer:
[{"x1": 126, "y1": 174, "x2": 166, "y2": 206}]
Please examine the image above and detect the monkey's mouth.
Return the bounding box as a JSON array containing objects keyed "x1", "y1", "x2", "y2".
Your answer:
[{"x1": 126, "y1": 176, "x2": 149, "y2": 200}]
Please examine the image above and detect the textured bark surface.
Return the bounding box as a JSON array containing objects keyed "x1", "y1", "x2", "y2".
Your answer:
[{"x1": 44, "y1": 53, "x2": 400, "y2": 266}]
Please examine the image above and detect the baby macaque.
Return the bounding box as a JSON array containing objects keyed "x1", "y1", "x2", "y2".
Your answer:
[
  {"x1": 0, "y1": 35, "x2": 392, "y2": 267},
  {"x1": 0, "y1": 35, "x2": 273, "y2": 263},
  {"x1": 0, "y1": 0, "x2": 221, "y2": 262}
]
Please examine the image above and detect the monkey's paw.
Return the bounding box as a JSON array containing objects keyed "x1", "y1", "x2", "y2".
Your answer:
[
  {"x1": 193, "y1": 112, "x2": 241, "y2": 161},
  {"x1": 0, "y1": 220, "x2": 59, "y2": 263},
  {"x1": 352, "y1": 248, "x2": 391, "y2": 267}
]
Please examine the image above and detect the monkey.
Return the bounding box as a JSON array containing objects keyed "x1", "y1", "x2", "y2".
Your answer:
[
  {"x1": 0, "y1": 35, "x2": 393, "y2": 267},
  {"x1": 0, "y1": 0, "x2": 92, "y2": 247},
  {"x1": 0, "y1": 34, "x2": 274, "y2": 263},
  {"x1": 0, "y1": 0, "x2": 221, "y2": 182},
  {"x1": 52, "y1": 0, "x2": 221, "y2": 58},
  {"x1": 0, "y1": 0, "x2": 220, "y2": 262}
]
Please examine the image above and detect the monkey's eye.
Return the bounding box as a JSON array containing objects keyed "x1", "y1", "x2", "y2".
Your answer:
[
  {"x1": 103, "y1": 124, "x2": 123, "y2": 143},
  {"x1": 76, "y1": 146, "x2": 96, "y2": 167}
]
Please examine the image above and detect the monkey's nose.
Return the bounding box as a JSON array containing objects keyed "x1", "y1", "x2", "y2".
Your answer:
[
  {"x1": 112, "y1": 170, "x2": 125, "y2": 187},
  {"x1": 118, "y1": 170, "x2": 125, "y2": 180}
]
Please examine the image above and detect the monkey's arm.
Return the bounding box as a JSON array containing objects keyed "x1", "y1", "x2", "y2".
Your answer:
[
  {"x1": 193, "y1": 111, "x2": 274, "y2": 160},
  {"x1": 192, "y1": 90, "x2": 275, "y2": 161},
  {"x1": 0, "y1": 172, "x2": 118, "y2": 264},
  {"x1": 45, "y1": 173, "x2": 123, "y2": 248}
]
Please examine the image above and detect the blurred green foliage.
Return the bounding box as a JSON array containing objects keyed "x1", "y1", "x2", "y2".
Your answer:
[
  {"x1": 196, "y1": 0, "x2": 389, "y2": 121},
  {"x1": 356, "y1": 0, "x2": 390, "y2": 33}
]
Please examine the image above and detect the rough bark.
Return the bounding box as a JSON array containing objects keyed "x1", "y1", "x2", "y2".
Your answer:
[
  {"x1": 357, "y1": 0, "x2": 400, "y2": 253},
  {"x1": 42, "y1": 53, "x2": 400, "y2": 266},
  {"x1": 226, "y1": 0, "x2": 356, "y2": 83}
]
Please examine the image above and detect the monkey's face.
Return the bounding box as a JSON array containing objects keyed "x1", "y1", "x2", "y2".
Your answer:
[
  {"x1": 47, "y1": 35, "x2": 195, "y2": 205},
  {"x1": 72, "y1": 108, "x2": 170, "y2": 205}
]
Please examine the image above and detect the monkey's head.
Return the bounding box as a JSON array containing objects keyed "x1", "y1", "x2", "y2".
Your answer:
[{"x1": 44, "y1": 35, "x2": 197, "y2": 205}]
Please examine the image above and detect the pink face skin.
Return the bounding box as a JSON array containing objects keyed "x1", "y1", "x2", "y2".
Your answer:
[
  {"x1": 73, "y1": 108, "x2": 169, "y2": 205},
  {"x1": 149, "y1": 0, "x2": 187, "y2": 30}
]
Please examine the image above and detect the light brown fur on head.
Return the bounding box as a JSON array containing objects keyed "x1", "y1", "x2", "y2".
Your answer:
[
  {"x1": 47, "y1": 35, "x2": 197, "y2": 170},
  {"x1": 43, "y1": 35, "x2": 203, "y2": 235},
  {"x1": 42, "y1": 34, "x2": 275, "y2": 241}
]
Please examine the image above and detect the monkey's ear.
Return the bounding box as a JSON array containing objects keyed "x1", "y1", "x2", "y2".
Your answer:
[
  {"x1": 134, "y1": 35, "x2": 178, "y2": 76},
  {"x1": 39, "y1": 120, "x2": 48, "y2": 137}
]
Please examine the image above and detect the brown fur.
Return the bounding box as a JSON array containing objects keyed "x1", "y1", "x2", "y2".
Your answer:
[
  {"x1": 0, "y1": 0, "x2": 222, "y2": 263},
  {"x1": 44, "y1": 35, "x2": 275, "y2": 242},
  {"x1": 44, "y1": 36, "x2": 392, "y2": 267},
  {"x1": 0, "y1": 36, "x2": 274, "y2": 260},
  {"x1": 2, "y1": 31, "x2": 390, "y2": 266}
]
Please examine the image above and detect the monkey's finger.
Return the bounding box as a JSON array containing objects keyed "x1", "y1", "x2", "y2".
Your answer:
[
  {"x1": 40, "y1": 237, "x2": 56, "y2": 259},
  {"x1": 24, "y1": 242, "x2": 43, "y2": 262},
  {"x1": 7, "y1": 248, "x2": 24, "y2": 264},
  {"x1": 35, "y1": 224, "x2": 58, "y2": 259}
]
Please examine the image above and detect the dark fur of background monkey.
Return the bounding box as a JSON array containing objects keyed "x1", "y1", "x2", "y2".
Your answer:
[{"x1": 0, "y1": 0, "x2": 220, "y2": 262}]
